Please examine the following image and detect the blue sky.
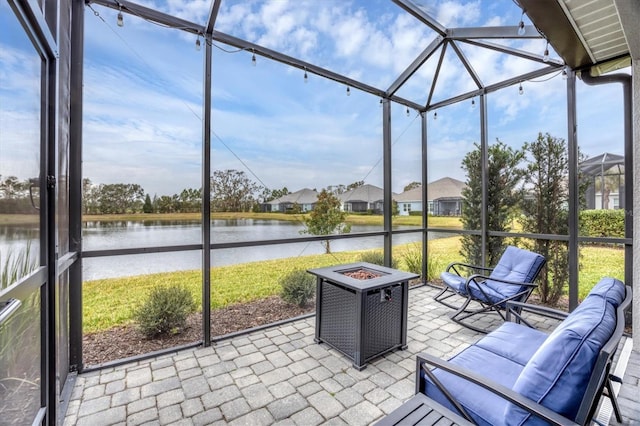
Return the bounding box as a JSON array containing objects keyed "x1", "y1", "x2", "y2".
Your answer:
[{"x1": 1, "y1": 0, "x2": 628, "y2": 197}]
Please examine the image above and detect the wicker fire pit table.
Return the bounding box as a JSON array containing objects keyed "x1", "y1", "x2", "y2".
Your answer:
[{"x1": 307, "y1": 262, "x2": 419, "y2": 370}]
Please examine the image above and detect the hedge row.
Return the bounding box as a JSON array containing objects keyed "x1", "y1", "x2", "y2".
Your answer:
[{"x1": 579, "y1": 209, "x2": 625, "y2": 237}]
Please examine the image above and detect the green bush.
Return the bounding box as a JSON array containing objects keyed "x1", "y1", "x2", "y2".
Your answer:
[
  {"x1": 280, "y1": 269, "x2": 316, "y2": 307},
  {"x1": 579, "y1": 209, "x2": 625, "y2": 238},
  {"x1": 408, "y1": 211, "x2": 423, "y2": 216},
  {"x1": 401, "y1": 244, "x2": 422, "y2": 277},
  {"x1": 359, "y1": 250, "x2": 399, "y2": 269},
  {"x1": 426, "y1": 254, "x2": 449, "y2": 282},
  {"x1": 134, "y1": 284, "x2": 196, "y2": 338}
]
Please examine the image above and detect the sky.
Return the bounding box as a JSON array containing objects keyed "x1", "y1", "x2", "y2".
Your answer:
[{"x1": 1, "y1": 0, "x2": 629, "y2": 197}]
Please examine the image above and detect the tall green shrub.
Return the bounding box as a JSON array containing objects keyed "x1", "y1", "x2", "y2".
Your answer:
[
  {"x1": 520, "y1": 133, "x2": 586, "y2": 304},
  {"x1": 400, "y1": 245, "x2": 422, "y2": 277},
  {"x1": 1, "y1": 242, "x2": 37, "y2": 290},
  {"x1": 460, "y1": 141, "x2": 525, "y2": 266}
]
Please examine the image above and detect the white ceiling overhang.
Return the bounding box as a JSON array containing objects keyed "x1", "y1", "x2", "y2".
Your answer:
[{"x1": 519, "y1": 0, "x2": 636, "y2": 74}]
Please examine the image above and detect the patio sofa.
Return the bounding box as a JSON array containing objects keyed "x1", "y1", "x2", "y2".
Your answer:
[{"x1": 414, "y1": 277, "x2": 631, "y2": 425}]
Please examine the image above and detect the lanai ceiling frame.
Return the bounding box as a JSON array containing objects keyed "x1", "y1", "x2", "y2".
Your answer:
[
  {"x1": 390, "y1": 0, "x2": 565, "y2": 110},
  {"x1": 89, "y1": 0, "x2": 567, "y2": 113}
]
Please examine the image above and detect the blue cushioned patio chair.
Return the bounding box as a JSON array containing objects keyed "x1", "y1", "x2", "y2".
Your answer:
[{"x1": 434, "y1": 246, "x2": 546, "y2": 333}]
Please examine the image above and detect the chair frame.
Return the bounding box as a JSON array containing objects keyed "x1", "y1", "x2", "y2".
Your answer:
[
  {"x1": 435, "y1": 255, "x2": 546, "y2": 333},
  {"x1": 434, "y1": 262, "x2": 494, "y2": 309}
]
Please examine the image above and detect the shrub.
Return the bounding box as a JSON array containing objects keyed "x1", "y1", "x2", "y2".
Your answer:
[
  {"x1": 401, "y1": 244, "x2": 422, "y2": 277},
  {"x1": 134, "y1": 284, "x2": 196, "y2": 338},
  {"x1": 401, "y1": 244, "x2": 447, "y2": 282},
  {"x1": 359, "y1": 250, "x2": 399, "y2": 269},
  {"x1": 579, "y1": 209, "x2": 625, "y2": 238},
  {"x1": 280, "y1": 269, "x2": 316, "y2": 307},
  {"x1": 426, "y1": 253, "x2": 449, "y2": 282}
]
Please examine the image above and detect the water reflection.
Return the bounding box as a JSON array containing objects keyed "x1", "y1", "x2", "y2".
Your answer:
[
  {"x1": 1, "y1": 219, "x2": 444, "y2": 280},
  {"x1": 0, "y1": 224, "x2": 39, "y2": 240}
]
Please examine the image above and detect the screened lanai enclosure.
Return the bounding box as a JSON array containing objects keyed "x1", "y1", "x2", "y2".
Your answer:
[{"x1": 1, "y1": 0, "x2": 639, "y2": 424}]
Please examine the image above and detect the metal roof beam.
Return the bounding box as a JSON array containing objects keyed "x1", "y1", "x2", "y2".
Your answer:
[
  {"x1": 425, "y1": 41, "x2": 448, "y2": 107},
  {"x1": 88, "y1": 0, "x2": 423, "y2": 110},
  {"x1": 460, "y1": 39, "x2": 565, "y2": 66},
  {"x1": 391, "y1": 0, "x2": 446, "y2": 36},
  {"x1": 205, "y1": 0, "x2": 222, "y2": 34},
  {"x1": 449, "y1": 41, "x2": 483, "y2": 89},
  {"x1": 427, "y1": 65, "x2": 559, "y2": 110},
  {"x1": 87, "y1": 0, "x2": 203, "y2": 35},
  {"x1": 386, "y1": 36, "x2": 444, "y2": 97},
  {"x1": 448, "y1": 25, "x2": 540, "y2": 39}
]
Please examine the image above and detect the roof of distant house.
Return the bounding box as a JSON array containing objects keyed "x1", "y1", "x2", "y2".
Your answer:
[
  {"x1": 394, "y1": 177, "x2": 466, "y2": 202},
  {"x1": 339, "y1": 184, "x2": 393, "y2": 203},
  {"x1": 269, "y1": 188, "x2": 319, "y2": 205}
]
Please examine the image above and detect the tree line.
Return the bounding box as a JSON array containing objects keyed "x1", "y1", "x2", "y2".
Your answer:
[
  {"x1": 82, "y1": 170, "x2": 288, "y2": 215},
  {"x1": 0, "y1": 176, "x2": 39, "y2": 214},
  {"x1": 0, "y1": 170, "x2": 368, "y2": 215}
]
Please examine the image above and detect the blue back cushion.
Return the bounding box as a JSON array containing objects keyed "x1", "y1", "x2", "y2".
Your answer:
[
  {"x1": 505, "y1": 277, "x2": 625, "y2": 424},
  {"x1": 483, "y1": 246, "x2": 545, "y2": 299}
]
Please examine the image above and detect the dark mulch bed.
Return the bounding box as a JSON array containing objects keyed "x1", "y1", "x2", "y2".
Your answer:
[
  {"x1": 82, "y1": 285, "x2": 632, "y2": 366},
  {"x1": 83, "y1": 296, "x2": 314, "y2": 366}
]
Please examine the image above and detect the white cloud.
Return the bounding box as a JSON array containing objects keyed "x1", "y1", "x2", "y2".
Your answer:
[
  {"x1": 436, "y1": 0, "x2": 481, "y2": 27},
  {"x1": 165, "y1": 0, "x2": 210, "y2": 24},
  {"x1": 0, "y1": 43, "x2": 42, "y2": 180}
]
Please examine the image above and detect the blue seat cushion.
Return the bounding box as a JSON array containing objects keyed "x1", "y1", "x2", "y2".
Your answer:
[
  {"x1": 440, "y1": 271, "x2": 467, "y2": 293},
  {"x1": 475, "y1": 322, "x2": 548, "y2": 366},
  {"x1": 423, "y1": 345, "x2": 523, "y2": 426},
  {"x1": 505, "y1": 277, "x2": 625, "y2": 424},
  {"x1": 441, "y1": 272, "x2": 506, "y2": 305},
  {"x1": 466, "y1": 282, "x2": 519, "y2": 306}
]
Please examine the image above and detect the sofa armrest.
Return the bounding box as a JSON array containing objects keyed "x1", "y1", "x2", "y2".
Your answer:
[
  {"x1": 505, "y1": 300, "x2": 569, "y2": 328},
  {"x1": 416, "y1": 352, "x2": 580, "y2": 426}
]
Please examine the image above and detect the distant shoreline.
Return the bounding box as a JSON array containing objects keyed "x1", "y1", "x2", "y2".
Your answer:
[{"x1": 1, "y1": 212, "x2": 448, "y2": 227}]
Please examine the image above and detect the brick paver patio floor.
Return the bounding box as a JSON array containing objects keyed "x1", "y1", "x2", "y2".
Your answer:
[{"x1": 63, "y1": 285, "x2": 638, "y2": 425}]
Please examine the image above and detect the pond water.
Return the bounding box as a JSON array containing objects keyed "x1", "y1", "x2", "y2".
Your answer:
[{"x1": 2, "y1": 219, "x2": 447, "y2": 280}]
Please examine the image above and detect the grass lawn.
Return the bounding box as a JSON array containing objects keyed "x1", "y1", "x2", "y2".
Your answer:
[
  {"x1": 0, "y1": 214, "x2": 39, "y2": 225},
  {"x1": 82, "y1": 236, "x2": 624, "y2": 334},
  {"x1": 578, "y1": 245, "x2": 625, "y2": 299},
  {"x1": 83, "y1": 251, "x2": 361, "y2": 333}
]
